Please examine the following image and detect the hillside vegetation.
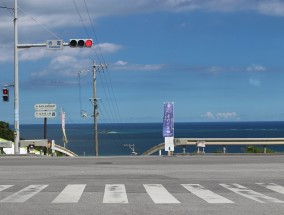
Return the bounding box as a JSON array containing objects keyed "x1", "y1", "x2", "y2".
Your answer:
[{"x1": 0, "y1": 121, "x2": 14, "y2": 141}]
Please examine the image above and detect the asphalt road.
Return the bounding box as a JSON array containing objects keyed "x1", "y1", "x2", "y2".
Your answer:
[{"x1": 0, "y1": 155, "x2": 283, "y2": 215}]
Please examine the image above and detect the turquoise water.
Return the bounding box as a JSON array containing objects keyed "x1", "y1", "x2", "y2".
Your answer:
[{"x1": 20, "y1": 121, "x2": 284, "y2": 156}]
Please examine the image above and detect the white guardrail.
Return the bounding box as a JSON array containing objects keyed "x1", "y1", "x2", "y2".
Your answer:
[{"x1": 142, "y1": 138, "x2": 284, "y2": 155}]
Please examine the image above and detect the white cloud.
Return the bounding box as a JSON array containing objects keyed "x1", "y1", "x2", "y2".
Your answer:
[
  {"x1": 216, "y1": 112, "x2": 238, "y2": 120},
  {"x1": 257, "y1": 1, "x2": 284, "y2": 17},
  {"x1": 202, "y1": 111, "x2": 239, "y2": 120},
  {"x1": 112, "y1": 60, "x2": 164, "y2": 71},
  {"x1": 114, "y1": 60, "x2": 128, "y2": 66},
  {"x1": 94, "y1": 43, "x2": 122, "y2": 54},
  {"x1": 202, "y1": 111, "x2": 215, "y2": 119},
  {"x1": 207, "y1": 66, "x2": 224, "y2": 74},
  {"x1": 246, "y1": 64, "x2": 266, "y2": 72}
]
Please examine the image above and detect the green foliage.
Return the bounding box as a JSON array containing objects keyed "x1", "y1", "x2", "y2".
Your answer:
[
  {"x1": 0, "y1": 121, "x2": 14, "y2": 141},
  {"x1": 244, "y1": 146, "x2": 274, "y2": 153}
]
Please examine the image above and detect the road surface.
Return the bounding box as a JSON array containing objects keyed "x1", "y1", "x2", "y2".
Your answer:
[{"x1": 0, "y1": 155, "x2": 283, "y2": 215}]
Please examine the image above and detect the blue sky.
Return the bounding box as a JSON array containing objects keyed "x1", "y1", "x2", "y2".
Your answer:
[{"x1": 1, "y1": 0, "x2": 284, "y2": 124}]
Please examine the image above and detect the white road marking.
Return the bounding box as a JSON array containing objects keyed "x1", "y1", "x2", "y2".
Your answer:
[
  {"x1": 144, "y1": 184, "x2": 180, "y2": 204},
  {"x1": 0, "y1": 185, "x2": 14, "y2": 192},
  {"x1": 182, "y1": 184, "x2": 233, "y2": 203},
  {"x1": 0, "y1": 185, "x2": 48, "y2": 203},
  {"x1": 256, "y1": 183, "x2": 284, "y2": 195},
  {"x1": 52, "y1": 184, "x2": 86, "y2": 203},
  {"x1": 103, "y1": 184, "x2": 128, "y2": 203},
  {"x1": 220, "y1": 183, "x2": 284, "y2": 203}
]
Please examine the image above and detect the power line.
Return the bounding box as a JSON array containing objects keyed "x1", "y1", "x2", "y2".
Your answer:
[
  {"x1": 83, "y1": 0, "x2": 106, "y2": 65},
  {"x1": 17, "y1": 5, "x2": 61, "y2": 40},
  {"x1": 72, "y1": 0, "x2": 90, "y2": 38},
  {"x1": 0, "y1": 0, "x2": 13, "y2": 16}
]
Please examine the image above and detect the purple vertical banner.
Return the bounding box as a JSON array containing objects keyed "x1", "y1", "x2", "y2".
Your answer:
[{"x1": 163, "y1": 102, "x2": 174, "y2": 137}]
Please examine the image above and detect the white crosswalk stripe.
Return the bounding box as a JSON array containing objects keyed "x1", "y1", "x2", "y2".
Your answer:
[
  {"x1": 256, "y1": 183, "x2": 284, "y2": 195},
  {"x1": 0, "y1": 185, "x2": 14, "y2": 192},
  {"x1": 220, "y1": 183, "x2": 284, "y2": 203},
  {"x1": 182, "y1": 184, "x2": 234, "y2": 203},
  {"x1": 52, "y1": 184, "x2": 86, "y2": 203},
  {"x1": 103, "y1": 184, "x2": 128, "y2": 203},
  {"x1": 0, "y1": 185, "x2": 48, "y2": 203},
  {"x1": 0, "y1": 183, "x2": 283, "y2": 204},
  {"x1": 144, "y1": 184, "x2": 180, "y2": 204}
]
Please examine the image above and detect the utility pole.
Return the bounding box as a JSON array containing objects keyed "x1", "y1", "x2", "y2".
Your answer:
[
  {"x1": 14, "y1": 0, "x2": 20, "y2": 154},
  {"x1": 92, "y1": 61, "x2": 107, "y2": 156}
]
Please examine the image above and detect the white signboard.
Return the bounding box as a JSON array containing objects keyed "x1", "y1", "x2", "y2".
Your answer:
[
  {"x1": 0, "y1": 141, "x2": 12, "y2": 148},
  {"x1": 46, "y1": 40, "x2": 63, "y2": 50},
  {"x1": 34, "y1": 104, "x2": 57, "y2": 111},
  {"x1": 165, "y1": 136, "x2": 174, "y2": 152},
  {"x1": 20, "y1": 139, "x2": 48, "y2": 147},
  {"x1": 35, "y1": 111, "x2": 56, "y2": 118},
  {"x1": 196, "y1": 141, "x2": 206, "y2": 148}
]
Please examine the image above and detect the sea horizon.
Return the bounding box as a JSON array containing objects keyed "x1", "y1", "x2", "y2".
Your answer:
[{"x1": 17, "y1": 121, "x2": 284, "y2": 156}]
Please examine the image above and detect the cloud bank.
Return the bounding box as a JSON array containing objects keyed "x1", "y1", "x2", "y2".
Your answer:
[{"x1": 202, "y1": 111, "x2": 239, "y2": 120}]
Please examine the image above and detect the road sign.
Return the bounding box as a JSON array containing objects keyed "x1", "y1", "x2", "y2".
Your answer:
[
  {"x1": 0, "y1": 141, "x2": 12, "y2": 148},
  {"x1": 46, "y1": 40, "x2": 63, "y2": 50},
  {"x1": 20, "y1": 139, "x2": 48, "y2": 147},
  {"x1": 34, "y1": 104, "x2": 57, "y2": 111},
  {"x1": 35, "y1": 111, "x2": 56, "y2": 118},
  {"x1": 165, "y1": 137, "x2": 174, "y2": 152}
]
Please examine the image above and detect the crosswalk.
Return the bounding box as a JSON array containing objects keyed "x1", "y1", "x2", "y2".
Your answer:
[{"x1": 0, "y1": 183, "x2": 283, "y2": 204}]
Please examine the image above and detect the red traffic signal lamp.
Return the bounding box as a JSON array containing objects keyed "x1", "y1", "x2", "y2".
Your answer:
[
  {"x1": 2, "y1": 88, "x2": 9, "y2": 102},
  {"x1": 69, "y1": 39, "x2": 93, "y2": 48}
]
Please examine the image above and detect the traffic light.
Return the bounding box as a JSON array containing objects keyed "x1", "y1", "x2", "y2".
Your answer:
[
  {"x1": 69, "y1": 39, "x2": 93, "y2": 48},
  {"x1": 2, "y1": 88, "x2": 9, "y2": 102}
]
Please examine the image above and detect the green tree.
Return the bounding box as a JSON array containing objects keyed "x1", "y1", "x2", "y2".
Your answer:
[
  {"x1": 0, "y1": 121, "x2": 14, "y2": 141},
  {"x1": 244, "y1": 146, "x2": 274, "y2": 153}
]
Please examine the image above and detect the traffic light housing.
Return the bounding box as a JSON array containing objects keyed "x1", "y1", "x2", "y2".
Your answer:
[
  {"x1": 69, "y1": 39, "x2": 93, "y2": 48},
  {"x1": 2, "y1": 88, "x2": 9, "y2": 102}
]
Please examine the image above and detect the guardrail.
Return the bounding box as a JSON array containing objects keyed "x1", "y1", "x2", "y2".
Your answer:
[
  {"x1": 54, "y1": 144, "x2": 78, "y2": 157},
  {"x1": 142, "y1": 138, "x2": 284, "y2": 155},
  {"x1": 0, "y1": 139, "x2": 78, "y2": 157}
]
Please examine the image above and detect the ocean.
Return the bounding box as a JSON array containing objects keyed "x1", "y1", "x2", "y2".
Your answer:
[{"x1": 19, "y1": 121, "x2": 284, "y2": 156}]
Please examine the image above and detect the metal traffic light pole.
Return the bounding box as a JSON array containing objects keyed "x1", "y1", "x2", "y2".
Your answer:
[
  {"x1": 14, "y1": 0, "x2": 19, "y2": 154},
  {"x1": 13, "y1": 0, "x2": 93, "y2": 154}
]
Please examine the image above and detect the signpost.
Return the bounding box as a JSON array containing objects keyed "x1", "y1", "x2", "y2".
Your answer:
[
  {"x1": 34, "y1": 104, "x2": 57, "y2": 155},
  {"x1": 34, "y1": 111, "x2": 56, "y2": 118},
  {"x1": 34, "y1": 103, "x2": 57, "y2": 111}
]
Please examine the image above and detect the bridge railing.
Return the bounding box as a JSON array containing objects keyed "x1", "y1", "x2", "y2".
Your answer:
[{"x1": 142, "y1": 138, "x2": 284, "y2": 155}]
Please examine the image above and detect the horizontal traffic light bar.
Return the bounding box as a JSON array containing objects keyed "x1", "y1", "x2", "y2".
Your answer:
[
  {"x1": 69, "y1": 39, "x2": 93, "y2": 48},
  {"x1": 17, "y1": 39, "x2": 93, "y2": 49}
]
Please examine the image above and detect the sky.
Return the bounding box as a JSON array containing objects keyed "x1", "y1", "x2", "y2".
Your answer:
[{"x1": 1, "y1": 0, "x2": 284, "y2": 125}]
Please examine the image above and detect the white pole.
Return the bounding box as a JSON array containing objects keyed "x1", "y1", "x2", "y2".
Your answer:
[{"x1": 14, "y1": 0, "x2": 20, "y2": 154}]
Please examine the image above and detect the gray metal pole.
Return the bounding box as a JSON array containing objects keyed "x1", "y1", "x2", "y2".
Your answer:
[
  {"x1": 93, "y1": 62, "x2": 98, "y2": 156},
  {"x1": 14, "y1": 0, "x2": 19, "y2": 154}
]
